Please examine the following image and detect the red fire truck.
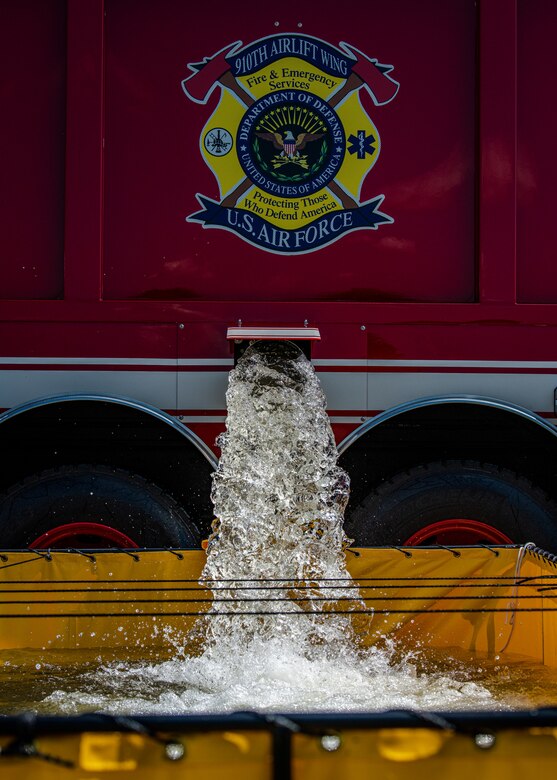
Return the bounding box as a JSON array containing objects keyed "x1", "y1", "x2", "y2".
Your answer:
[{"x1": 2, "y1": 0, "x2": 557, "y2": 551}]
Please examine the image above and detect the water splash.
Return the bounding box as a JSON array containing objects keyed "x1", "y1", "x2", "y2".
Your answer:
[{"x1": 33, "y1": 341, "x2": 501, "y2": 714}]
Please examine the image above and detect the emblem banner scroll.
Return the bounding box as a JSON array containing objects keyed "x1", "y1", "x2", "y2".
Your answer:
[{"x1": 182, "y1": 33, "x2": 399, "y2": 254}]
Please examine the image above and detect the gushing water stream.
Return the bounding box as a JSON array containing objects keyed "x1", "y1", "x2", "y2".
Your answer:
[
  {"x1": 8, "y1": 341, "x2": 524, "y2": 714},
  {"x1": 200, "y1": 340, "x2": 362, "y2": 658}
]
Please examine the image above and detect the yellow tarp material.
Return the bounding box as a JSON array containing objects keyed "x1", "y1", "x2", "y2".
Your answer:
[
  {"x1": 0, "y1": 546, "x2": 556, "y2": 666},
  {"x1": 5, "y1": 726, "x2": 557, "y2": 779}
]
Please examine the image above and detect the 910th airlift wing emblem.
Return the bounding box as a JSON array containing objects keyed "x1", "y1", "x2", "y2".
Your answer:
[{"x1": 182, "y1": 33, "x2": 399, "y2": 254}]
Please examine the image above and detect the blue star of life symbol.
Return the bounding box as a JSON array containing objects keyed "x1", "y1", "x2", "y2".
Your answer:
[{"x1": 348, "y1": 130, "x2": 376, "y2": 160}]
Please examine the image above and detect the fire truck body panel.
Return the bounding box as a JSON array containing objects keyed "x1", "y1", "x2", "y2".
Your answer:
[{"x1": 3, "y1": 0, "x2": 557, "y2": 548}]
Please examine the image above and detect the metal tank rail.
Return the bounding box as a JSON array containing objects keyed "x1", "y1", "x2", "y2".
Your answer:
[{"x1": 4, "y1": 709, "x2": 557, "y2": 779}]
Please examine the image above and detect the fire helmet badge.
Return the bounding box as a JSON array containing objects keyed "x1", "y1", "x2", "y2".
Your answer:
[{"x1": 182, "y1": 34, "x2": 399, "y2": 254}]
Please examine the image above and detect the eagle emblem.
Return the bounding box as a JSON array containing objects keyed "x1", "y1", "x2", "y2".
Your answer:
[{"x1": 256, "y1": 129, "x2": 325, "y2": 169}]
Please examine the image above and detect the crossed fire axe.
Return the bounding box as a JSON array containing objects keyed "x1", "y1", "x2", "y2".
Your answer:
[{"x1": 182, "y1": 41, "x2": 399, "y2": 209}]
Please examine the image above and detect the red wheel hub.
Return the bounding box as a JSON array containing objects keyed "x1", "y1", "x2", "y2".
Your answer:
[
  {"x1": 30, "y1": 522, "x2": 139, "y2": 549},
  {"x1": 404, "y1": 518, "x2": 513, "y2": 546}
]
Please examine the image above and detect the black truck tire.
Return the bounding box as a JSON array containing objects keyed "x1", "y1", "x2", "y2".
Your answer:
[
  {"x1": 0, "y1": 465, "x2": 199, "y2": 548},
  {"x1": 346, "y1": 460, "x2": 557, "y2": 552}
]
